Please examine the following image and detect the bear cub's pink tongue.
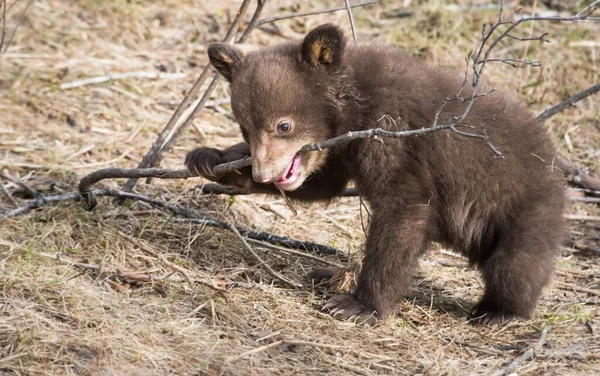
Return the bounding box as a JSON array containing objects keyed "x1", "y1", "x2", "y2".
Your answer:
[{"x1": 275, "y1": 153, "x2": 301, "y2": 188}]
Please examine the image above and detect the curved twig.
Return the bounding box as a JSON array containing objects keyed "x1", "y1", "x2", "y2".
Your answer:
[{"x1": 79, "y1": 168, "x2": 191, "y2": 210}]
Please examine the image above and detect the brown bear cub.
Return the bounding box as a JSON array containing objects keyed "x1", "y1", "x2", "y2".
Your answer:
[{"x1": 186, "y1": 24, "x2": 565, "y2": 325}]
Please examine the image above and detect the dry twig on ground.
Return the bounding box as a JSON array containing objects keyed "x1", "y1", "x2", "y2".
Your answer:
[
  {"x1": 487, "y1": 325, "x2": 552, "y2": 376},
  {"x1": 554, "y1": 157, "x2": 600, "y2": 192}
]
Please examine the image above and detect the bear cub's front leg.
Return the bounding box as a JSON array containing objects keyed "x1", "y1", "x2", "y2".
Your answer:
[{"x1": 319, "y1": 204, "x2": 430, "y2": 326}]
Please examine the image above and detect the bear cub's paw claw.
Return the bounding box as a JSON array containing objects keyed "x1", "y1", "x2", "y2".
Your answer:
[
  {"x1": 322, "y1": 294, "x2": 380, "y2": 327},
  {"x1": 471, "y1": 301, "x2": 520, "y2": 326},
  {"x1": 185, "y1": 148, "x2": 222, "y2": 179}
]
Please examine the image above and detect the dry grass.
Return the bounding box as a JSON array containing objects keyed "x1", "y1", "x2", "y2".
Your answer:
[{"x1": 1, "y1": 0, "x2": 599, "y2": 375}]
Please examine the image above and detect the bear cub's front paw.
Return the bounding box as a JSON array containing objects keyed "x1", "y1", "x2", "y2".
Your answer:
[
  {"x1": 322, "y1": 294, "x2": 381, "y2": 327},
  {"x1": 185, "y1": 147, "x2": 224, "y2": 180}
]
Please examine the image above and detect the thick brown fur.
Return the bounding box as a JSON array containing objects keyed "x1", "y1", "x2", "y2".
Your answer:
[{"x1": 187, "y1": 24, "x2": 566, "y2": 326}]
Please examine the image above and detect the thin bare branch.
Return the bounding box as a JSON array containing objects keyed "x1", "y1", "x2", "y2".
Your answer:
[
  {"x1": 569, "y1": 196, "x2": 600, "y2": 204},
  {"x1": 483, "y1": 58, "x2": 541, "y2": 67},
  {"x1": 256, "y1": 0, "x2": 378, "y2": 26},
  {"x1": 196, "y1": 183, "x2": 358, "y2": 197},
  {"x1": 487, "y1": 325, "x2": 551, "y2": 376},
  {"x1": 74, "y1": 162, "x2": 589, "y2": 218},
  {"x1": 0, "y1": 172, "x2": 44, "y2": 203},
  {"x1": 537, "y1": 82, "x2": 600, "y2": 121},
  {"x1": 173, "y1": 218, "x2": 344, "y2": 257},
  {"x1": 577, "y1": 0, "x2": 600, "y2": 18},
  {"x1": 0, "y1": 182, "x2": 18, "y2": 207},
  {"x1": 505, "y1": 32, "x2": 550, "y2": 42},
  {"x1": 246, "y1": 238, "x2": 344, "y2": 268},
  {"x1": 344, "y1": 0, "x2": 359, "y2": 44},
  {"x1": 553, "y1": 157, "x2": 600, "y2": 191},
  {"x1": 0, "y1": 0, "x2": 6, "y2": 56},
  {"x1": 1, "y1": 0, "x2": 32, "y2": 54},
  {"x1": 565, "y1": 214, "x2": 600, "y2": 222}
]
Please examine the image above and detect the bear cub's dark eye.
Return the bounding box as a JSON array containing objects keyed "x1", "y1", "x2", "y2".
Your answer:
[{"x1": 278, "y1": 121, "x2": 292, "y2": 134}]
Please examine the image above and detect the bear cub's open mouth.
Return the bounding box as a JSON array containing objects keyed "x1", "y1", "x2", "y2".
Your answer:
[{"x1": 275, "y1": 153, "x2": 301, "y2": 189}]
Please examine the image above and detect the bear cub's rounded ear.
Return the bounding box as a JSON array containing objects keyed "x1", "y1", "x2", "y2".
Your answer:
[
  {"x1": 208, "y1": 43, "x2": 245, "y2": 82},
  {"x1": 301, "y1": 24, "x2": 346, "y2": 69}
]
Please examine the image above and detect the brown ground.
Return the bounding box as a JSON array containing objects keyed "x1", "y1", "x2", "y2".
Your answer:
[{"x1": 0, "y1": 0, "x2": 599, "y2": 375}]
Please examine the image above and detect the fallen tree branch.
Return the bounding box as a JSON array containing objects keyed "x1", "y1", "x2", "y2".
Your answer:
[
  {"x1": 198, "y1": 183, "x2": 359, "y2": 197},
  {"x1": 0, "y1": 181, "x2": 18, "y2": 207},
  {"x1": 0, "y1": 172, "x2": 44, "y2": 201},
  {"x1": 172, "y1": 218, "x2": 345, "y2": 257},
  {"x1": 555, "y1": 157, "x2": 600, "y2": 191},
  {"x1": 246, "y1": 238, "x2": 345, "y2": 268},
  {"x1": 487, "y1": 325, "x2": 551, "y2": 376},
  {"x1": 569, "y1": 196, "x2": 600, "y2": 204},
  {"x1": 555, "y1": 282, "x2": 600, "y2": 297},
  {"x1": 0, "y1": 189, "x2": 346, "y2": 258},
  {"x1": 565, "y1": 214, "x2": 600, "y2": 222},
  {"x1": 76, "y1": 163, "x2": 596, "y2": 209}
]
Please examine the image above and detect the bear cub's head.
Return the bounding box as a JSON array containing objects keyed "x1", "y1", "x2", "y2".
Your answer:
[{"x1": 208, "y1": 24, "x2": 348, "y2": 191}]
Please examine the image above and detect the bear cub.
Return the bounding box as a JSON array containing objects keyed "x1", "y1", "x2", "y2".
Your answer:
[{"x1": 186, "y1": 24, "x2": 565, "y2": 325}]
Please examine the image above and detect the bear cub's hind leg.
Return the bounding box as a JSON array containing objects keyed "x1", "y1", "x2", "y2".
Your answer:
[{"x1": 472, "y1": 203, "x2": 562, "y2": 325}]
